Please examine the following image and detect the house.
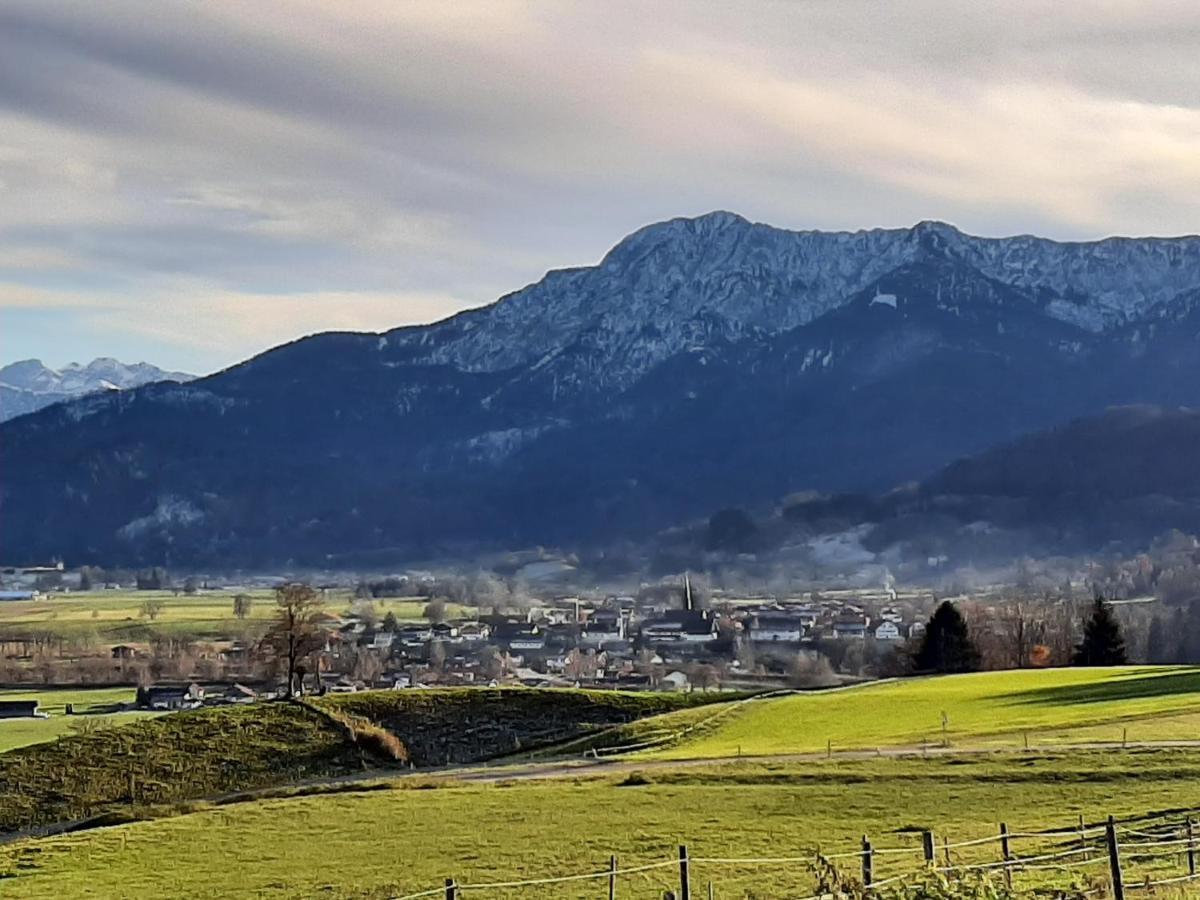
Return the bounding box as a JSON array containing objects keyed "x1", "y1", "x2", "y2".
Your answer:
[
  {"x1": 457, "y1": 622, "x2": 490, "y2": 643},
  {"x1": 749, "y1": 613, "x2": 807, "y2": 643},
  {"x1": 0, "y1": 700, "x2": 44, "y2": 719},
  {"x1": 580, "y1": 611, "x2": 625, "y2": 645},
  {"x1": 369, "y1": 631, "x2": 395, "y2": 651},
  {"x1": 142, "y1": 683, "x2": 204, "y2": 710},
  {"x1": 873, "y1": 621, "x2": 902, "y2": 641},
  {"x1": 111, "y1": 644, "x2": 139, "y2": 660},
  {"x1": 398, "y1": 625, "x2": 434, "y2": 647},
  {"x1": 494, "y1": 622, "x2": 546, "y2": 652},
  {"x1": 832, "y1": 615, "x2": 869, "y2": 640},
  {"x1": 640, "y1": 610, "x2": 717, "y2": 644}
]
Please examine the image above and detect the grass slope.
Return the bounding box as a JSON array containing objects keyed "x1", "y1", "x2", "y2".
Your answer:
[
  {"x1": 5, "y1": 750, "x2": 1200, "y2": 898},
  {"x1": 631, "y1": 666, "x2": 1200, "y2": 760},
  {"x1": 0, "y1": 703, "x2": 371, "y2": 833},
  {"x1": 0, "y1": 688, "x2": 709, "y2": 834},
  {"x1": 319, "y1": 687, "x2": 728, "y2": 765}
]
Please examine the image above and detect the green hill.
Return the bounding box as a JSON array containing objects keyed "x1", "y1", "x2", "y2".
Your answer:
[
  {"x1": 619, "y1": 666, "x2": 1200, "y2": 760},
  {"x1": 0, "y1": 688, "x2": 715, "y2": 834}
]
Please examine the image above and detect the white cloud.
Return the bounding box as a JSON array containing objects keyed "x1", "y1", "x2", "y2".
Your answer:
[{"x1": 0, "y1": 0, "x2": 1197, "y2": 370}]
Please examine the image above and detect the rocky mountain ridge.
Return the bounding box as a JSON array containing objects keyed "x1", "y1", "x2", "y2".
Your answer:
[
  {"x1": 0, "y1": 358, "x2": 194, "y2": 423},
  {"x1": 1, "y1": 213, "x2": 1197, "y2": 566}
]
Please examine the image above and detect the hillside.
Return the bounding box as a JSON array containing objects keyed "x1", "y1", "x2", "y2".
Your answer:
[
  {"x1": 609, "y1": 667, "x2": 1200, "y2": 760},
  {"x1": 2, "y1": 214, "x2": 1199, "y2": 565},
  {"x1": 0, "y1": 689, "x2": 713, "y2": 834}
]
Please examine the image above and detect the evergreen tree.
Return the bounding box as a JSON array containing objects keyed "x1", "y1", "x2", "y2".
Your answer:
[
  {"x1": 913, "y1": 601, "x2": 981, "y2": 674},
  {"x1": 1073, "y1": 597, "x2": 1127, "y2": 666},
  {"x1": 1145, "y1": 615, "x2": 1169, "y2": 664}
]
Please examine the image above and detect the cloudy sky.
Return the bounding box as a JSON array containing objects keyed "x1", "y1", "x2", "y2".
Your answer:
[{"x1": 2, "y1": 1, "x2": 1198, "y2": 374}]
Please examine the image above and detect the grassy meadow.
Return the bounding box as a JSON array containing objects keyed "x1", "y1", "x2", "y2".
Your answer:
[
  {"x1": 625, "y1": 667, "x2": 1200, "y2": 760},
  {"x1": 6, "y1": 669, "x2": 1200, "y2": 896},
  {"x1": 4, "y1": 750, "x2": 1199, "y2": 898},
  {"x1": 0, "y1": 589, "x2": 470, "y2": 645},
  {"x1": 0, "y1": 686, "x2": 155, "y2": 752}
]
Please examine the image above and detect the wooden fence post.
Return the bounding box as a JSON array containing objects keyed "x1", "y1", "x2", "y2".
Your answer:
[
  {"x1": 444, "y1": 877, "x2": 457, "y2": 900},
  {"x1": 609, "y1": 854, "x2": 617, "y2": 900},
  {"x1": 861, "y1": 835, "x2": 873, "y2": 888},
  {"x1": 999, "y1": 823, "x2": 1013, "y2": 889},
  {"x1": 922, "y1": 830, "x2": 935, "y2": 864},
  {"x1": 678, "y1": 845, "x2": 691, "y2": 900},
  {"x1": 1106, "y1": 815, "x2": 1125, "y2": 900},
  {"x1": 707, "y1": 880, "x2": 714, "y2": 900},
  {"x1": 1078, "y1": 814, "x2": 1089, "y2": 860},
  {"x1": 1188, "y1": 819, "x2": 1196, "y2": 877}
]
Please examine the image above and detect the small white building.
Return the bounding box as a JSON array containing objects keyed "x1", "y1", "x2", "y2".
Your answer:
[{"x1": 873, "y1": 621, "x2": 902, "y2": 641}]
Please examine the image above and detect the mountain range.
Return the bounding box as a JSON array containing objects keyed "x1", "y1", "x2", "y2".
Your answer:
[
  {"x1": 0, "y1": 358, "x2": 194, "y2": 423},
  {"x1": 1, "y1": 212, "x2": 1198, "y2": 567}
]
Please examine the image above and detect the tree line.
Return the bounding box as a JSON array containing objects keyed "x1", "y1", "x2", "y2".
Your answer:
[{"x1": 911, "y1": 596, "x2": 1127, "y2": 675}]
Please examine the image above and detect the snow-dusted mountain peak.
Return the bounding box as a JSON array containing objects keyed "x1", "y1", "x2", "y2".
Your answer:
[
  {"x1": 0, "y1": 357, "x2": 195, "y2": 422},
  {"x1": 385, "y1": 213, "x2": 1199, "y2": 394}
]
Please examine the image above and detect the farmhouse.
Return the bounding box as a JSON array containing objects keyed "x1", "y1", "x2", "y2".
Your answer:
[
  {"x1": 141, "y1": 683, "x2": 205, "y2": 710},
  {"x1": 832, "y1": 615, "x2": 869, "y2": 639},
  {"x1": 0, "y1": 699, "x2": 44, "y2": 718},
  {"x1": 749, "y1": 612, "x2": 807, "y2": 643}
]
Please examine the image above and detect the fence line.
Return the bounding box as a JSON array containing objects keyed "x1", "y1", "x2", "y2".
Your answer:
[{"x1": 397, "y1": 806, "x2": 1200, "y2": 898}]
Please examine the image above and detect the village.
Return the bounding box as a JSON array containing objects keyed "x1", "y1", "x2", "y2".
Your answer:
[{"x1": 0, "y1": 561, "x2": 940, "y2": 708}]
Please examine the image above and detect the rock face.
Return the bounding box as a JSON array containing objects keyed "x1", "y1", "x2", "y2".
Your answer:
[
  {"x1": 1, "y1": 212, "x2": 1198, "y2": 566},
  {"x1": 0, "y1": 358, "x2": 193, "y2": 422}
]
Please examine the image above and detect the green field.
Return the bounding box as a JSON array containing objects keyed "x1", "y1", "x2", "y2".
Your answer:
[
  {"x1": 0, "y1": 687, "x2": 157, "y2": 753},
  {"x1": 0, "y1": 590, "x2": 469, "y2": 643},
  {"x1": 3, "y1": 750, "x2": 1198, "y2": 898},
  {"x1": 6, "y1": 669, "x2": 1200, "y2": 898},
  {"x1": 625, "y1": 667, "x2": 1200, "y2": 760},
  {"x1": 0, "y1": 688, "x2": 713, "y2": 834}
]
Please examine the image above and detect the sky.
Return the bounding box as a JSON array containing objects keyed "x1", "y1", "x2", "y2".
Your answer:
[{"x1": 1, "y1": 1, "x2": 1198, "y2": 375}]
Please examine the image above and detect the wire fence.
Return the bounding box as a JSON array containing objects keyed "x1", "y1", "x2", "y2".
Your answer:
[{"x1": 392, "y1": 805, "x2": 1200, "y2": 899}]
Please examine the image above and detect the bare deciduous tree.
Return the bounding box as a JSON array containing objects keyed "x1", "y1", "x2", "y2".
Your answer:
[{"x1": 262, "y1": 582, "x2": 326, "y2": 697}]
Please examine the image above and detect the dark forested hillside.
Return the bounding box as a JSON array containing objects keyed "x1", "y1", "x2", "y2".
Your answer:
[{"x1": 2, "y1": 213, "x2": 1198, "y2": 566}]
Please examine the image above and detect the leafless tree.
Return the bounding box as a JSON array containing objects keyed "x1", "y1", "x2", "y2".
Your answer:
[{"x1": 262, "y1": 582, "x2": 326, "y2": 697}]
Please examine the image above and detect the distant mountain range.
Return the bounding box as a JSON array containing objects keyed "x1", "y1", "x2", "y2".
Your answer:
[
  {"x1": 0, "y1": 358, "x2": 194, "y2": 423},
  {"x1": 1, "y1": 212, "x2": 1198, "y2": 567}
]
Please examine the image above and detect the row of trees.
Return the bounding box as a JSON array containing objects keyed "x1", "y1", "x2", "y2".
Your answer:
[{"x1": 913, "y1": 598, "x2": 1127, "y2": 674}]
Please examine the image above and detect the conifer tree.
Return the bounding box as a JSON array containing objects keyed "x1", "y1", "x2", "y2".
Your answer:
[
  {"x1": 1073, "y1": 597, "x2": 1127, "y2": 666},
  {"x1": 913, "y1": 601, "x2": 981, "y2": 674}
]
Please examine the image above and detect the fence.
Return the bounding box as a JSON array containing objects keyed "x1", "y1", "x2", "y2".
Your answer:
[{"x1": 392, "y1": 807, "x2": 1200, "y2": 899}]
